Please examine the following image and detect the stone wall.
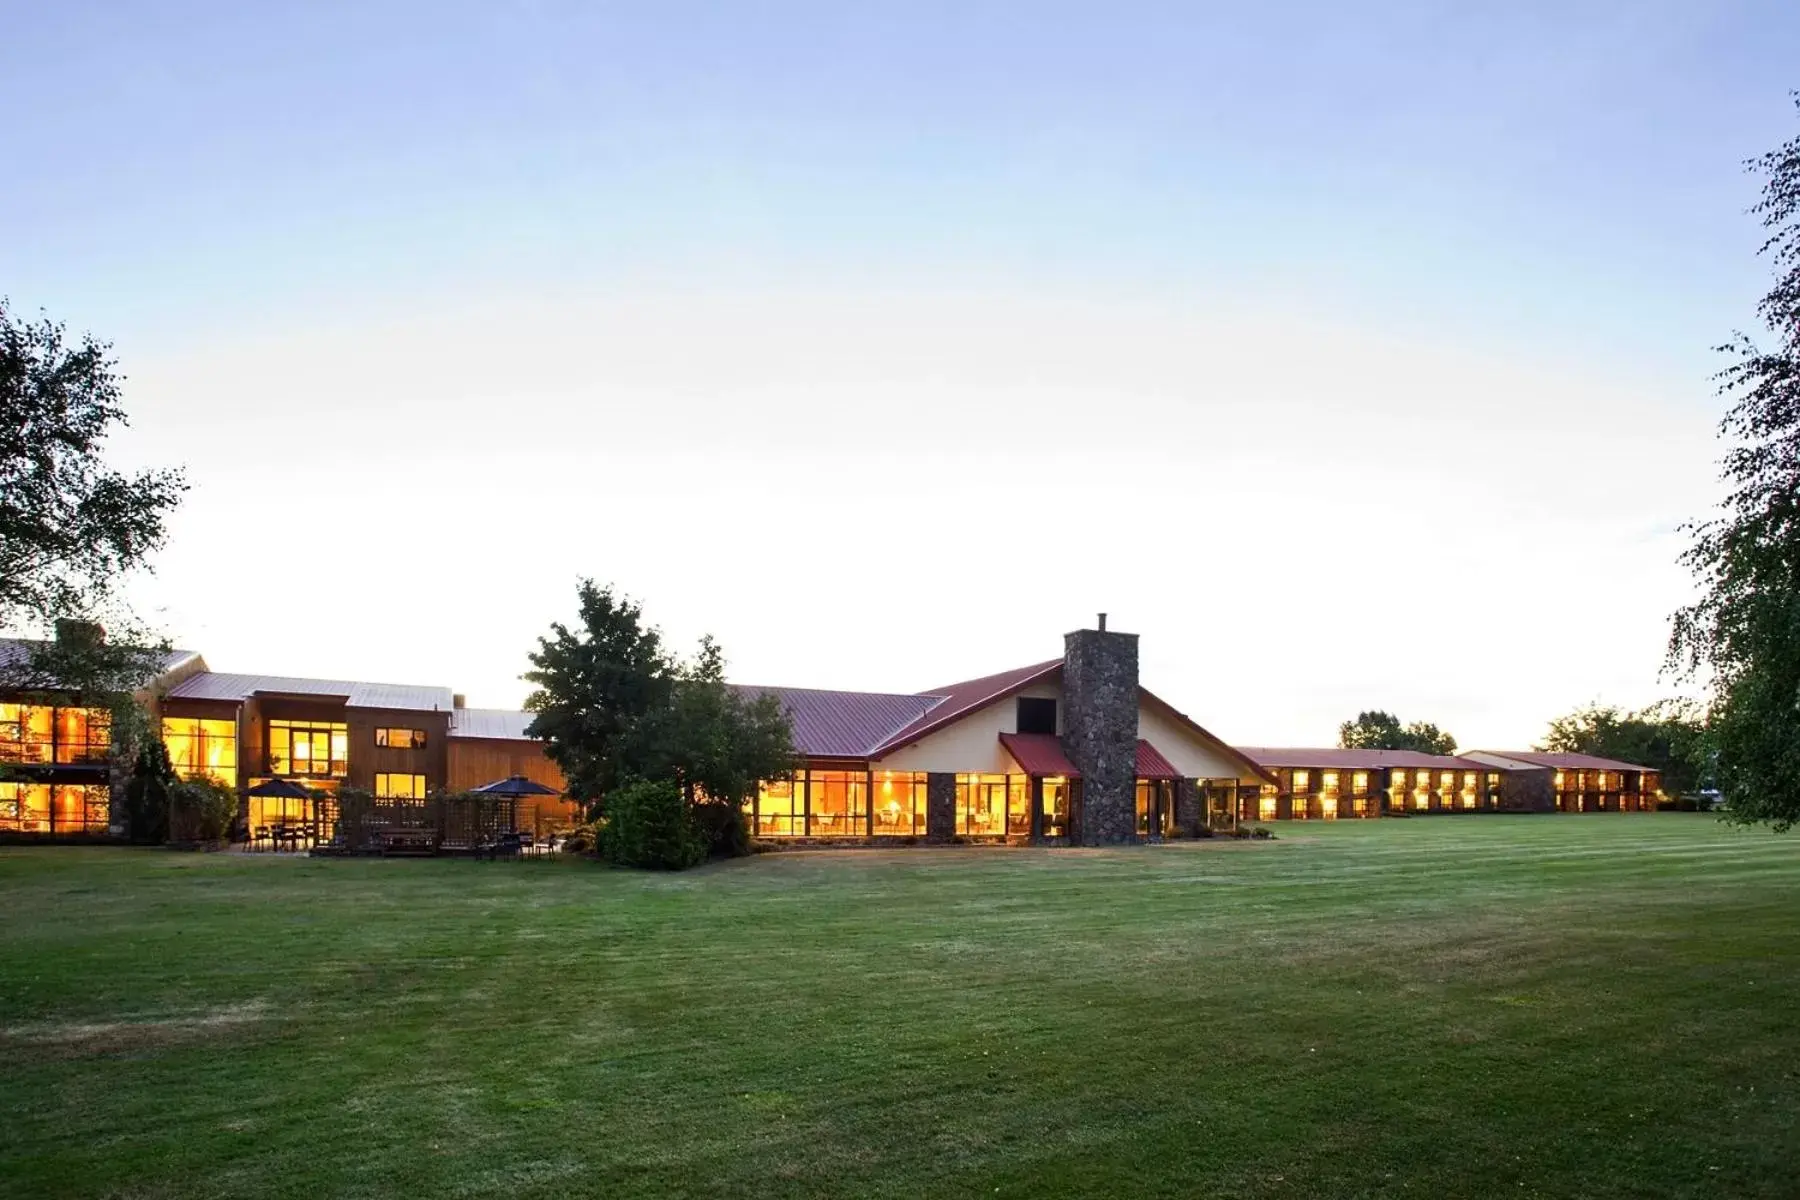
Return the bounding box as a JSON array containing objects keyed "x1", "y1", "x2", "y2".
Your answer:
[
  {"x1": 1498, "y1": 767, "x2": 1555, "y2": 812},
  {"x1": 925, "y1": 772, "x2": 957, "y2": 843},
  {"x1": 1174, "y1": 778, "x2": 1202, "y2": 836},
  {"x1": 1060, "y1": 626, "x2": 1140, "y2": 845}
]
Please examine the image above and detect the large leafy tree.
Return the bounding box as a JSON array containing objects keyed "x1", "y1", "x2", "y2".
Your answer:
[
  {"x1": 1338, "y1": 709, "x2": 1458, "y2": 755},
  {"x1": 1, "y1": 301, "x2": 186, "y2": 633},
  {"x1": 1670, "y1": 97, "x2": 1800, "y2": 829},
  {"x1": 522, "y1": 582, "x2": 795, "y2": 829},
  {"x1": 1540, "y1": 701, "x2": 1709, "y2": 796}
]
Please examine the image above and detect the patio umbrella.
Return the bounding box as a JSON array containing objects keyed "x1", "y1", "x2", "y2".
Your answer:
[
  {"x1": 243, "y1": 777, "x2": 318, "y2": 847},
  {"x1": 469, "y1": 775, "x2": 561, "y2": 798}
]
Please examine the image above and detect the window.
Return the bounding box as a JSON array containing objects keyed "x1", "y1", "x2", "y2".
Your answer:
[
  {"x1": 1351, "y1": 771, "x2": 1369, "y2": 795},
  {"x1": 1042, "y1": 776, "x2": 1071, "y2": 838},
  {"x1": 375, "y1": 727, "x2": 427, "y2": 749},
  {"x1": 955, "y1": 774, "x2": 1014, "y2": 837},
  {"x1": 54, "y1": 708, "x2": 111, "y2": 764},
  {"x1": 754, "y1": 776, "x2": 801, "y2": 837},
  {"x1": 375, "y1": 772, "x2": 427, "y2": 800},
  {"x1": 0, "y1": 782, "x2": 109, "y2": 834},
  {"x1": 1015, "y1": 697, "x2": 1057, "y2": 736},
  {"x1": 1258, "y1": 785, "x2": 1278, "y2": 822},
  {"x1": 1320, "y1": 771, "x2": 1340, "y2": 819},
  {"x1": 0, "y1": 704, "x2": 57, "y2": 764},
  {"x1": 163, "y1": 717, "x2": 238, "y2": 788},
  {"x1": 1460, "y1": 771, "x2": 1477, "y2": 810},
  {"x1": 808, "y1": 770, "x2": 868, "y2": 837},
  {"x1": 1135, "y1": 779, "x2": 1175, "y2": 835},
  {"x1": 874, "y1": 771, "x2": 926, "y2": 836},
  {"x1": 269, "y1": 720, "x2": 348, "y2": 778},
  {"x1": 1292, "y1": 769, "x2": 1310, "y2": 792}
]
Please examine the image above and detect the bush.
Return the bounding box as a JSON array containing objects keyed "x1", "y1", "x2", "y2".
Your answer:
[
  {"x1": 689, "y1": 799, "x2": 751, "y2": 859},
  {"x1": 561, "y1": 821, "x2": 601, "y2": 855},
  {"x1": 596, "y1": 779, "x2": 705, "y2": 870},
  {"x1": 1250, "y1": 825, "x2": 1276, "y2": 840},
  {"x1": 169, "y1": 775, "x2": 237, "y2": 844},
  {"x1": 124, "y1": 741, "x2": 176, "y2": 844}
]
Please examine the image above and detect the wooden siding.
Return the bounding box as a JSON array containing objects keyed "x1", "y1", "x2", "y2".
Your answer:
[{"x1": 446, "y1": 737, "x2": 567, "y2": 794}]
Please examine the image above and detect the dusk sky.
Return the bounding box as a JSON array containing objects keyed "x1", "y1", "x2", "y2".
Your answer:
[{"x1": 5, "y1": 2, "x2": 1799, "y2": 748}]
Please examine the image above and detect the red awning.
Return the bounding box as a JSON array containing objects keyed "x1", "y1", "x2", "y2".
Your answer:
[
  {"x1": 998, "y1": 733, "x2": 1080, "y2": 778},
  {"x1": 1135, "y1": 739, "x2": 1181, "y2": 780}
]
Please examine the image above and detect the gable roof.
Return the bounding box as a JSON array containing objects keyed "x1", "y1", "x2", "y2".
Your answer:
[
  {"x1": 166, "y1": 671, "x2": 455, "y2": 713},
  {"x1": 1139, "y1": 690, "x2": 1277, "y2": 784},
  {"x1": 1238, "y1": 746, "x2": 1493, "y2": 772},
  {"x1": 999, "y1": 732, "x2": 1079, "y2": 776},
  {"x1": 732, "y1": 684, "x2": 941, "y2": 759},
  {"x1": 871, "y1": 659, "x2": 1063, "y2": 756},
  {"x1": 1465, "y1": 749, "x2": 1653, "y2": 773}
]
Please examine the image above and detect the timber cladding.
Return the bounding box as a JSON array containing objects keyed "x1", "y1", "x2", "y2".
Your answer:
[{"x1": 446, "y1": 736, "x2": 566, "y2": 794}]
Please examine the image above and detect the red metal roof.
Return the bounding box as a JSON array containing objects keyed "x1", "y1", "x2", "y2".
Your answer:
[
  {"x1": 1135, "y1": 740, "x2": 1181, "y2": 780},
  {"x1": 871, "y1": 659, "x2": 1063, "y2": 757},
  {"x1": 731, "y1": 684, "x2": 941, "y2": 759},
  {"x1": 1465, "y1": 749, "x2": 1653, "y2": 773},
  {"x1": 1238, "y1": 747, "x2": 1492, "y2": 771},
  {"x1": 999, "y1": 733, "x2": 1080, "y2": 777}
]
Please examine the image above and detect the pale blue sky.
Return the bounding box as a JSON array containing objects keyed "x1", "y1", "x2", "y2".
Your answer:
[{"x1": 4, "y1": 3, "x2": 1798, "y2": 746}]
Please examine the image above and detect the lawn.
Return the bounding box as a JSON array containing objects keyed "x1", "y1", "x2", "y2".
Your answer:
[{"x1": 1, "y1": 816, "x2": 1796, "y2": 1199}]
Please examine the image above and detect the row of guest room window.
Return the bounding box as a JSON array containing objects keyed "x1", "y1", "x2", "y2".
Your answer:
[
  {"x1": 749, "y1": 771, "x2": 1180, "y2": 838},
  {"x1": 1249, "y1": 769, "x2": 1505, "y2": 820}
]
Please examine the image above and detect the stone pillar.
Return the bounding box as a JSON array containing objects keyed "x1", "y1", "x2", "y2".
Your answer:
[
  {"x1": 925, "y1": 772, "x2": 957, "y2": 843},
  {"x1": 1174, "y1": 778, "x2": 1202, "y2": 837},
  {"x1": 1060, "y1": 623, "x2": 1140, "y2": 845}
]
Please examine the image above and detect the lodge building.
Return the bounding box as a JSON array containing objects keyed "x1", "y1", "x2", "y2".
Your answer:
[{"x1": 1, "y1": 617, "x2": 1665, "y2": 843}]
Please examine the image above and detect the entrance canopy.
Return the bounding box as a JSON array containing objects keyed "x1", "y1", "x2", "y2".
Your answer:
[{"x1": 999, "y1": 733, "x2": 1079, "y2": 777}]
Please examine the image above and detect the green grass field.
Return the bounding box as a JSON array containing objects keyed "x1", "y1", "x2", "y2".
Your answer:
[{"x1": 1, "y1": 816, "x2": 1795, "y2": 1198}]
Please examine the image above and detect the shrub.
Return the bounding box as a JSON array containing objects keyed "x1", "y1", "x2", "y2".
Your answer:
[
  {"x1": 561, "y1": 821, "x2": 601, "y2": 855},
  {"x1": 689, "y1": 798, "x2": 750, "y2": 859},
  {"x1": 1250, "y1": 825, "x2": 1276, "y2": 840},
  {"x1": 124, "y1": 741, "x2": 176, "y2": 844},
  {"x1": 596, "y1": 779, "x2": 705, "y2": 870},
  {"x1": 169, "y1": 775, "x2": 237, "y2": 844}
]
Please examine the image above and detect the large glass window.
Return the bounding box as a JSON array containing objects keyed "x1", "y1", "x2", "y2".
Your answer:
[
  {"x1": 1460, "y1": 771, "x2": 1477, "y2": 810},
  {"x1": 874, "y1": 771, "x2": 926, "y2": 836},
  {"x1": 0, "y1": 782, "x2": 108, "y2": 834},
  {"x1": 1135, "y1": 779, "x2": 1175, "y2": 835},
  {"x1": 0, "y1": 704, "x2": 57, "y2": 764},
  {"x1": 754, "y1": 776, "x2": 801, "y2": 837},
  {"x1": 375, "y1": 772, "x2": 427, "y2": 800},
  {"x1": 1258, "y1": 784, "x2": 1279, "y2": 822},
  {"x1": 955, "y1": 774, "x2": 1013, "y2": 837},
  {"x1": 375, "y1": 727, "x2": 427, "y2": 749},
  {"x1": 53, "y1": 708, "x2": 112, "y2": 764},
  {"x1": 269, "y1": 720, "x2": 348, "y2": 778},
  {"x1": 1042, "y1": 776, "x2": 1071, "y2": 838},
  {"x1": 808, "y1": 770, "x2": 867, "y2": 837},
  {"x1": 1320, "y1": 771, "x2": 1340, "y2": 819},
  {"x1": 163, "y1": 717, "x2": 238, "y2": 788}
]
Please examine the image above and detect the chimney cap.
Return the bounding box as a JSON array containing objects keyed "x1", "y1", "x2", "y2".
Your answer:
[
  {"x1": 452, "y1": 693, "x2": 466, "y2": 709},
  {"x1": 1097, "y1": 612, "x2": 1107, "y2": 632}
]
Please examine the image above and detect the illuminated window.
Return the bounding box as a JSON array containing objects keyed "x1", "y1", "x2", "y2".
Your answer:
[
  {"x1": 163, "y1": 717, "x2": 238, "y2": 788},
  {"x1": 754, "y1": 776, "x2": 801, "y2": 837},
  {"x1": 375, "y1": 727, "x2": 427, "y2": 749},
  {"x1": 1135, "y1": 779, "x2": 1175, "y2": 835},
  {"x1": 0, "y1": 782, "x2": 108, "y2": 834},
  {"x1": 54, "y1": 708, "x2": 112, "y2": 764},
  {"x1": 1042, "y1": 776, "x2": 1071, "y2": 838},
  {"x1": 0, "y1": 705, "x2": 56, "y2": 764},
  {"x1": 1320, "y1": 771, "x2": 1340, "y2": 819},
  {"x1": 955, "y1": 774, "x2": 1013, "y2": 837},
  {"x1": 1351, "y1": 771, "x2": 1369, "y2": 795},
  {"x1": 1292, "y1": 770, "x2": 1311, "y2": 792},
  {"x1": 375, "y1": 772, "x2": 427, "y2": 800},
  {"x1": 1008, "y1": 775, "x2": 1030, "y2": 835},
  {"x1": 874, "y1": 771, "x2": 927, "y2": 836},
  {"x1": 1258, "y1": 784, "x2": 1278, "y2": 822},
  {"x1": 807, "y1": 770, "x2": 868, "y2": 837},
  {"x1": 269, "y1": 720, "x2": 348, "y2": 778},
  {"x1": 1460, "y1": 771, "x2": 1477, "y2": 809}
]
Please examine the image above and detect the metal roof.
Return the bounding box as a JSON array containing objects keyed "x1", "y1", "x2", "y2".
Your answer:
[
  {"x1": 1464, "y1": 749, "x2": 1653, "y2": 773},
  {"x1": 871, "y1": 660, "x2": 1063, "y2": 756},
  {"x1": 0, "y1": 637, "x2": 201, "y2": 689},
  {"x1": 731, "y1": 684, "x2": 941, "y2": 759},
  {"x1": 999, "y1": 732, "x2": 1080, "y2": 777},
  {"x1": 448, "y1": 708, "x2": 538, "y2": 741},
  {"x1": 166, "y1": 671, "x2": 455, "y2": 713},
  {"x1": 1135, "y1": 740, "x2": 1181, "y2": 780},
  {"x1": 1237, "y1": 747, "x2": 1495, "y2": 771}
]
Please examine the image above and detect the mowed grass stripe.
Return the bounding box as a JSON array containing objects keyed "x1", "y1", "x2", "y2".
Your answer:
[{"x1": 0, "y1": 815, "x2": 1795, "y2": 1198}]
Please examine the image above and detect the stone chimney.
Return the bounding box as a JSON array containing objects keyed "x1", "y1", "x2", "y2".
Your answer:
[{"x1": 1060, "y1": 616, "x2": 1139, "y2": 845}]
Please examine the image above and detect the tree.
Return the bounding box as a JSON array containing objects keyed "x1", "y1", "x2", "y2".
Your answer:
[
  {"x1": 1338, "y1": 710, "x2": 1458, "y2": 755},
  {"x1": 123, "y1": 739, "x2": 177, "y2": 845},
  {"x1": 1670, "y1": 96, "x2": 1800, "y2": 829},
  {"x1": 521, "y1": 582, "x2": 795, "y2": 859},
  {"x1": 1, "y1": 301, "x2": 186, "y2": 634},
  {"x1": 1540, "y1": 701, "x2": 1709, "y2": 796},
  {"x1": 522, "y1": 581, "x2": 675, "y2": 807}
]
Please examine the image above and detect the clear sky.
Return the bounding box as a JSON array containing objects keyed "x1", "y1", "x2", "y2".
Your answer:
[{"x1": 4, "y1": 2, "x2": 1798, "y2": 748}]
